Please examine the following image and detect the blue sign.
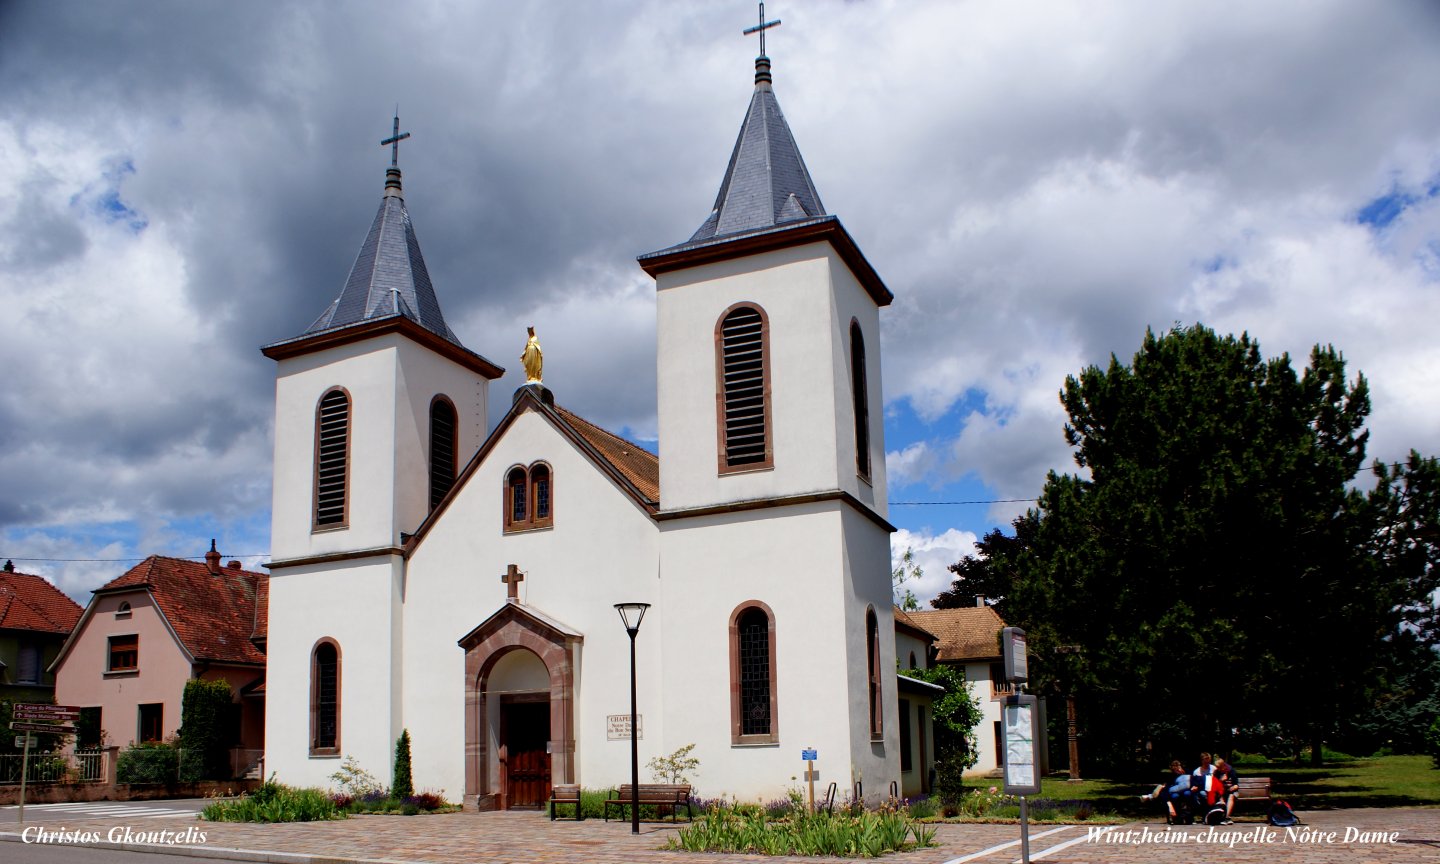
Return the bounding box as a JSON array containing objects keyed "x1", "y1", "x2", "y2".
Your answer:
[{"x1": 801, "y1": 749, "x2": 817, "y2": 761}]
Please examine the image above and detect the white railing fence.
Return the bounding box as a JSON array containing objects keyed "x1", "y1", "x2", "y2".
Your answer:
[{"x1": 0, "y1": 750, "x2": 109, "y2": 785}]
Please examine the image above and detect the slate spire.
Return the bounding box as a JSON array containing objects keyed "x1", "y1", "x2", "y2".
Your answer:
[
  {"x1": 684, "y1": 48, "x2": 826, "y2": 246},
  {"x1": 300, "y1": 118, "x2": 462, "y2": 347}
]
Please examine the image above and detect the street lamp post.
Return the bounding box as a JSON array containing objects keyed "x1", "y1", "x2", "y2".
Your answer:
[{"x1": 615, "y1": 602, "x2": 650, "y2": 835}]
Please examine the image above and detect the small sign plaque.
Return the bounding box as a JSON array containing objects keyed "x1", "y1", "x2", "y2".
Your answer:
[
  {"x1": 606, "y1": 714, "x2": 642, "y2": 741},
  {"x1": 14, "y1": 737, "x2": 36, "y2": 749},
  {"x1": 11, "y1": 721, "x2": 77, "y2": 735},
  {"x1": 14, "y1": 704, "x2": 80, "y2": 721},
  {"x1": 1001, "y1": 626, "x2": 1028, "y2": 684},
  {"x1": 801, "y1": 749, "x2": 817, "y2": 761}
]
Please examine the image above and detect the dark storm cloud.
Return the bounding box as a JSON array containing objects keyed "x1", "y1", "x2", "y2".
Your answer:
[{"x1": 1, "y1": 0, "x2": 1438, "y2": 597}]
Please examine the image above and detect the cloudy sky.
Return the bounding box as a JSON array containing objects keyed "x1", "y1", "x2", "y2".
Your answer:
[{"x1": 2, "y1": 1, "x2": 1437, "y2": 604}]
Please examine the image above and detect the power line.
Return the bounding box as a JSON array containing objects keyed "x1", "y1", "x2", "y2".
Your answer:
[{"x1": 889, "y1": 498, "x2": 1037, "y2": 505}]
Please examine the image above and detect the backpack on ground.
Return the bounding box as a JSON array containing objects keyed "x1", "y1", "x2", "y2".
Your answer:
[
  {"x1": 1267, "y1": 800, "x2": 1299, "y2": 827},
  {"x1": 1205, "y1": 806, "x2": 1227, "y2": 826}
]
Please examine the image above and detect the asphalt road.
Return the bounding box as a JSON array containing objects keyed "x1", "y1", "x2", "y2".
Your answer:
[
  {"x1": 0, "y1": 798, "x2": 208, "y2": 825},
  {"x1": 0, "y1": 841, "x2": 225, "y2": 864}
]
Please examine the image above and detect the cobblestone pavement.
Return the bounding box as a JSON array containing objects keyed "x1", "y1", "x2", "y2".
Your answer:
[{"x1": 0, "y1": 806, "x2": 1437, "y2": 863}]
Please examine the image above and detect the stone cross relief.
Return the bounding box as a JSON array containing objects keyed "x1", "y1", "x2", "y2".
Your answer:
[{"x1": 502, "y1": 564, "x2": 524, "y2": 601}]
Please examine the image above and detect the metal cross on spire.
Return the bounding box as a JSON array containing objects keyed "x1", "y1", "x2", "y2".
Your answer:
[
  {"x1": 743, "y1": 1, "x2": 781, "y2": 57},
  {"x1": 380, "y1": 112, "x2": 410, "y2": 168}
]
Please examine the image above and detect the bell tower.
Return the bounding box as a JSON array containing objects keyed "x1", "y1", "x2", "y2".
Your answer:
[{"x1": 260, "y1": 117, "x2": 503, "y2": 789}]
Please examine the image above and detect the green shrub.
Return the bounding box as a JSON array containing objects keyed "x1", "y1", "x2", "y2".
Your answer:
[
  {"x1": 202, "y1": 778, "x2": 343, "y2": 823},
  {"x1": 667, "y1": 806, "x2": 936, "y2": 857},
  {"x1": 179, "y1": 678, "x2": 237, "y2": 781},
  {"x1": 392, "y1": 730, "x2": 413, "y2": 801},
  {"x1": 117, "y1": 741, "x2": 178, "y2": 784}
]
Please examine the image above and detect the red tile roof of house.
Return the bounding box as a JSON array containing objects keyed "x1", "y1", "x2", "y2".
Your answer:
[
  {"x1": 0, "y1": 570, "x2": 83, "y2": 635},
  {"x1": 905, "y1": 606, "x2": 1007, "y2": 662},
  {"x1": 98, "y1": 556, "x2": 266, "y2": 665}
]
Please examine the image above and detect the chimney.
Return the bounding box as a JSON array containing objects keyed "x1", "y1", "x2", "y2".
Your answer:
[
  {"x1": 204, "y1": 539, "x2": 221, "y2": 576},
  {"x1": 975, "y1": 594, "x2": 986, "y2": 607},
  {"x1": 227, "y1": 560, "x2": 242, "y2": 570}
]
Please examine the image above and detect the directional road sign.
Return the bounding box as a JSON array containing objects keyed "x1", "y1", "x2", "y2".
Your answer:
[{"x1": 11, "y1": 721, "x2": 77, "y2": 735}]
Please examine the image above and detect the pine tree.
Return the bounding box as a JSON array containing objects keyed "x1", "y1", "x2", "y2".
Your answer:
[{"x1": 393, "y1": 729, "x2": 413, "y2": 801}]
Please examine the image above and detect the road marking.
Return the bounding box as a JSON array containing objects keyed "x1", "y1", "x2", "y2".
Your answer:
[
  {"x1": 0, "y1": 802, "x2": 200, "y2": 819},
  {"x1": 941, "y1": 826, "x2": 1076, "y2": 864},
  {"x1": 1026, "y1": 825, "x2": 1116, "y2": 861}
]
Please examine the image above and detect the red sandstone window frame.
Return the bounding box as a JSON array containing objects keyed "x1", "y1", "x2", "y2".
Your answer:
[
  {"x1": 312, "y1": 386, "x2": 352, "y2": 531},
  {"x1": 310, "y1": 638, "x2": 341, "y2": 756},
  {"x1": 502, "y1": 462, "x2": 554, "y2": 533},
  {"x1": 729, "y1": 600, "x2": 779, "y2": 746},
  {"x1": 714, "y1": 302, "x2": 774, "y2": 475}
]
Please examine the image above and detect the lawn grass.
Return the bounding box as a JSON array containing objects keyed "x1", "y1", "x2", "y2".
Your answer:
[{"x1": 958, "y1": 754, "x2": 1440, "y2": 816}]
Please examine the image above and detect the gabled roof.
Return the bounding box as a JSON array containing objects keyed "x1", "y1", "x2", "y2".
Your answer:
[
  {"x1": 90, "y1": 556, "x2": 267, "y2": 666},
  {"x1": 457, "y1": 600, "x2": 583, "y2": 651},
  {"x1": 905, "y1": 606, "x2": 1007, "y2": 662},
  {"x1": 406, "y1": 386, "x2": 659, "y2": 555},
  {"x1": 893, "y1": 606, "x2": 937, "y2": 642},
  {"x1": 0, "y1": 569, "x2": 82, "y2": 635}
]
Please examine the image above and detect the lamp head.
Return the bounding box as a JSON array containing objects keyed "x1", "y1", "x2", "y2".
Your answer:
[{"x1": 614, "y1": 602, "x2": 650, "y2": 634}]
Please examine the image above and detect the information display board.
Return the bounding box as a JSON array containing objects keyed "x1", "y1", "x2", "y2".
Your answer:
[
  {"x1": 1001, "y1": 626, "x2": 1028, "y2": 684},
  {"x1": 1001, "y1": 693, "x2": 1041, "y2": 796}
]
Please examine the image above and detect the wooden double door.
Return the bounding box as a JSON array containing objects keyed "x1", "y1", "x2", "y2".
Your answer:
[{"x1": 501, "y1": 698, "x2": 551, "y2": 809}]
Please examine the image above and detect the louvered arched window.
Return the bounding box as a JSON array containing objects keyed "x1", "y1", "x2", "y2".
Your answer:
[
  {"x1": 730, "y1": 601, "x2": 779, "y2": 744},
  {"x1": 311, "y1": 639, "x2": 340, "y2": 755},
  {"x1": 715, "y1": 304, "x2": 773, "y2": 473},
  {"x1": 850, "y1": 320, "x2": 871, "y2": 480},
  {"x1": 314, "y1": 388, "x2": 351, "y2": 529},
  {"x1": 429, "y1": 396, "x2": 457, "y2": 511}
]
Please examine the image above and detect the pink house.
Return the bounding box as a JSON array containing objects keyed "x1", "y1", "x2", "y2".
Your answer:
[{"x1": 52, "y1": 543, "x2": 267, "y2": 776}]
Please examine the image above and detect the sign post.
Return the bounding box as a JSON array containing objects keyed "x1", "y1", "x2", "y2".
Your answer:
[
  {"x1": 801, "y1": 748, "x2": 818, "y2": 812},
  {"x1": 998, "y1": 631, "x2": 1037, "y2": 864},
  {"x1": 11, "y1": 703, "x2": 81, "y2": 824}
]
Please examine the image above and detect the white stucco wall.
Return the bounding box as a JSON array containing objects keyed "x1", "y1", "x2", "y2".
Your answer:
[
  {"x1": 401, "y1": 406, "x2": 661, "y2": 802},
  {"x1": 270, "y1": 333, "x2": 488, "y2": 562},
  {"x1": 657, "y1": 243, "x2": 875, "y2": 512},
  {"x1": 264, "y1": 556, "x2": 404, "y2": 789},
  {"x1": 962, "y1": 660, "x2": 1005, "y2": 775}
]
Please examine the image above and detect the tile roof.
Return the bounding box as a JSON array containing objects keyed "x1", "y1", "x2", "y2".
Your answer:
[
  {"x1": 284, "y1": 166, "x2": 471, "y2": 354},
  {"x1": 0, "y1": 570, "x2": 82, "y2": 635},
  {"x1": 905, "y1": 606, "x2": 1007, "y2": 662},
  {"x1": 99, "y1": 556, "x2": 266, "y2": 665},
  {"x1": 893, "y1": 606, "x2": 936, "y2": 641},
  {"x1": 553, "y1": 405, "x2": 660, "y2": 505},
  {"x1": 656, "y1": 56, "x2": 826, "y2": 253}
]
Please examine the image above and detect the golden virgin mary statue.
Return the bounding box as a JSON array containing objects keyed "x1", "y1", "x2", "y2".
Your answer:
[{"x1": 521, "y1": 326, "x2": 543, "y2": 384}]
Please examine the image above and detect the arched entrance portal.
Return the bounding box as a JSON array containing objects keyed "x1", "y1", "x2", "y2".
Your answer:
[
  {"x1": 488, "y1": 649, "x2": 550, "y2": 809},
  {"x1": 460, "y1": 603, "x2": 581, "y2": 811}
]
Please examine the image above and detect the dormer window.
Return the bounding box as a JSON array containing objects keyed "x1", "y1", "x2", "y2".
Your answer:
[{"x1": 503, "y1": 462, "x2": 554, "y2": 532}]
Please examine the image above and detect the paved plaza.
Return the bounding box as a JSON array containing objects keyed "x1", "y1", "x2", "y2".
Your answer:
[{"x1": 0, "y1": 805, "x2": 1436, "y2": 863}]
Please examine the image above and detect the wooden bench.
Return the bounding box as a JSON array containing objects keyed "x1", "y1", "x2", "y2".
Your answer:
[
  {"x1": 548, "y1": 784, "x2": 583, "y2": 821},
  {"x1": 603, "y1": 784, "x2": 693, "y2": 822},
  {"x1": 1233, "y1": 777, "x2": 1272, "y2": 808}
]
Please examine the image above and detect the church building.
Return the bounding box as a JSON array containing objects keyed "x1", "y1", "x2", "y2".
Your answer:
[{"x1": 262, "y1": 33, "x2": 901, "y2": 808}]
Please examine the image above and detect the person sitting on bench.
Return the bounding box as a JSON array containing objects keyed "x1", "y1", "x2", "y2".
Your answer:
[
  {"x1": 1141, "y1": 760, "x2": 1195, "y2": 822},
  {"x1": 1213, "y1": 756, "x2": 1239, "y2": 824}
]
